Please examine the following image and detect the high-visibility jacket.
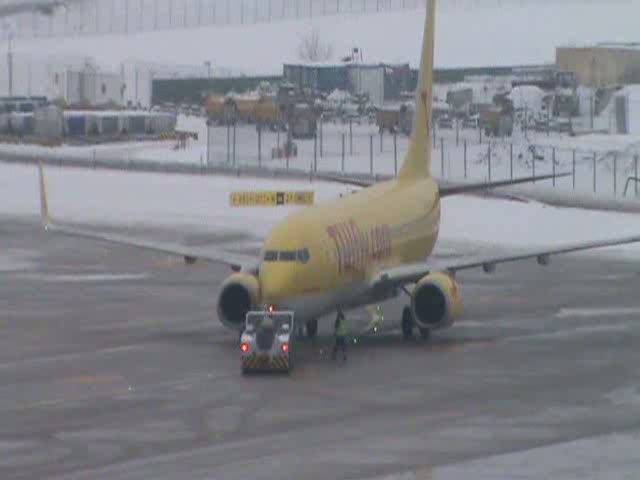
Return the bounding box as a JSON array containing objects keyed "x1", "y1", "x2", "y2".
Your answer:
[{"x1": 336, "y1": 318, "x2": 349, "y2": 337}]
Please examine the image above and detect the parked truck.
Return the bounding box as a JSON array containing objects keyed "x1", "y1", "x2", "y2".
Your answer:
[{"x1": 480, "y1": 107, "x2": 514, "y2": 137}]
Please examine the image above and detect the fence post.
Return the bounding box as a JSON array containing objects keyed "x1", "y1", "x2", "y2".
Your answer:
[
  {"x1": 510, "y1": 143, "x2": 513, "y2": 180},
  {"x1": 440, "y1": 137, "x2": 445, "y2": 177},
  {"x1": 206, "y1": 121, "x2": 211, "y2": 167},
  {"x1": 319, "y1": 116, "x2": 323, "y2": 157},
  {"x1": 613, "y1": 153, "x2": 617, "y2": 196},
  {"x1": 226, "y1": 122, "x2": 230, "y2": 163},
  {"x1": 393, "y1": 133, "x2": 398, "y2": 176},
  {"x1": 369, "y1": 135, "x2": 374, "y2": 175},
  {"x1": 464, "y1": 140, "x2": 467, "y2": 179},
  {"x1": 433, "y1": 121, "x2": 437, "y2": 149},
  {"x1": 552, "y1": 147, "x2": 556, "y2": 187},
  {"x1": 532, "y1": 152, "x2": 536, "y2": 182},
  {"x1": 488, "y1": 142, "x2": 491, "y2": 181},
  {"x1": 380, "y1": 129, "x2": 383, "y2": 153},
  {"x1": 313, "y1": 133, "x2": 317, "y2": 172},
  {"x1": 257, "y1": 123, "x2": 262, "y2": 168},
  {"x1": 232, "y1": 122, "x2": 237, "y2": 165},
  {"x1": 455, "y1": 119, "x2": 459, "y2": 147},
  {"x1": 341, "y1": 133, "x2": 345, "y2": 172},
  {"x1": 479, "y1": 125, "x2": 482, "y2": 144},
  {"x1": 633, "y1": 155, "x2": 638, "y2": 197},
  {"x1": 572, "y1": 149, "x2": 576, "y2": 190},
  {"x1": 593, "y1": 151, "x2": 597, "y2": 193},
  {"x1": 349, "y1": 119, "x2": 353, "y2": 155}
]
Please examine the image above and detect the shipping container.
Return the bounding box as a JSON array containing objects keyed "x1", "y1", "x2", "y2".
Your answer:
[
  {"x1": 9, "y1": 113, "x2": 35, "y2": 135},
  {"x1": 0, "y1": 113, "x2": 9, "y2": 134},
  {"x1": 126, "y1": 114, "x2": 147, "y2": 134},
  {"x1": 34, "y1": 106, "x2": 64, "y2": 139},
  {"x1": 65, "y1": 115, "x2": 87, "y2": 137},
  {"x1": 98, "y1": 114, "x2": 120, "y2": 135}
]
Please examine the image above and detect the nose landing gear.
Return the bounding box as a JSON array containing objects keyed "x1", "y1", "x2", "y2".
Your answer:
[{"x1": 306, "y1": 319, "x2": 318, "y2": 339}]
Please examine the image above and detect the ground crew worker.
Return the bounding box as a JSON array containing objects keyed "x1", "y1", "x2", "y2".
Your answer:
[{"x1": 332, "y1": 311, "x2": 348, "y2": 361}]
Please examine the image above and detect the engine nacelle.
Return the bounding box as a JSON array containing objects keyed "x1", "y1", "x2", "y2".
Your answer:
[
  {"x1": 217, "y1": 273, "x2": 260, "y2": 330},
  {"x1": 410, "y1": 272, "x2": 462, "y2": 330}
]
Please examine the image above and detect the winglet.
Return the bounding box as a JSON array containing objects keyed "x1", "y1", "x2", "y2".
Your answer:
[{"x1": 38, "y1": 162, "x2": 52, "y2": 229}]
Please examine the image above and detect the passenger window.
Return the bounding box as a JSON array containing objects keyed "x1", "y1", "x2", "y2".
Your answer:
[
  {"x1": 264, "y1": 250, "x2": 278, "y2": 261},
  {"x1": 279, "y1": 251, "x2": 297, "y2": 261},
  {"x1": 297, "y1": 248, "x2": 310, "y2": 264}
]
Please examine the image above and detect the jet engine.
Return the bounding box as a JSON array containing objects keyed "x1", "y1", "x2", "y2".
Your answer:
[
  {"x1": 410, "y1": 272, "x2": 462, "y2": 330},
  {"x1": 217, "y1": 273, "x2": 260, "y2": 330}
]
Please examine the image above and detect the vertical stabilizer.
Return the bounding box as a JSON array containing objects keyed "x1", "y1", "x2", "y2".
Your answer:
[{"x1": 398, "y1": 0, "x2": 436, "y2": 181}]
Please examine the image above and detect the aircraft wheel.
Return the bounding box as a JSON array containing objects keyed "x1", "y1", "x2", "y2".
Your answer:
[
  {"x1": 419, "y1": 327, "x2": 431, "y2": 341},
  {"x1": 402, "y1": 307, "x2": 413, "y2": 340},
  {"x1": 306, "y1": 319, "x2": 318, "y2": 339}
]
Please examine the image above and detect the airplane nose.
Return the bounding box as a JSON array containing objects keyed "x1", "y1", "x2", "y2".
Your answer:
[{"x1": 260, "y1": 265, "x2": 295, "y2": 305}]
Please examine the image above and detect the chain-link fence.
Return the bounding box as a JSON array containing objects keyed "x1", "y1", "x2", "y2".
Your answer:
[
  {"x1": 1, "y1": 0, "x2": 602, "y2": 40},
  {"x1": 4, "y1": 0, "x2": 425, "y2": 39},
  {"x1": 197, "y1": 120, "x2": 640, "y2": 199},
  {"x1": 2, "y1": 117, "x2": 639, "y2": 200}
]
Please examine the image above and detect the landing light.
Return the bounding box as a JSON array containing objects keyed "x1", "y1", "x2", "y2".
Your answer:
[
  {"x1": 281, "y1": 343, "x2": 289, "y2": 353},
  {"x1": 241, "y1": 343, "x2": 249, "y2": 353}
]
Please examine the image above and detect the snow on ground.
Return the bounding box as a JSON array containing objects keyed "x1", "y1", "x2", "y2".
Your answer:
[
  {"x1": 2, "y1": 162, "x2": 640, "y2": 259},
  {"x1": 5, "y1": 1, "x2": 640, "y2": 74},
  {"x1": 6, "y1": 113, "x2": 640, "y2": 200},
  {"x1": 368, "y1": 429, "x2": 640, "y2": 479}
]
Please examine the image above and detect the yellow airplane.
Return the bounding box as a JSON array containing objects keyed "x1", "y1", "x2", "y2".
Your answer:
[{"x1": 38, "y1": 0, "x2": 640, "y2": 341}]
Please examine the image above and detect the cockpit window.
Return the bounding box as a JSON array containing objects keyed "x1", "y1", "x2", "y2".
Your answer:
[
  {"x1": 279, "y1": 250, "x2": 297, "y2": 262},
  {"x1": 297, "y1": 248, "x2": 310, "y2": 264},
  {"x1": 264, "y1": 250, "x2": 278, "y2": 261}
]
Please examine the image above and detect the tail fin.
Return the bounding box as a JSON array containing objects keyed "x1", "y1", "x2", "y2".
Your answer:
[{"x1": 398, "y1": 0, "x2": 436, "y2": 182}]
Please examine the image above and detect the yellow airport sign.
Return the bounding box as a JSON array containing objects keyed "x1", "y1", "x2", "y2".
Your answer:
[{"x1": 230, "y1": 191, "x2": 314, "y2": 207}]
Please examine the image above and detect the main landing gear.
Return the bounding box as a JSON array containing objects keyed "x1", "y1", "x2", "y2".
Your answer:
[
  {"x1": 401, "y1": 286, "x2": 431, "y2": 342},
  {"x1": 401, "y1": 307, "x2": 431, "y2": 341}
]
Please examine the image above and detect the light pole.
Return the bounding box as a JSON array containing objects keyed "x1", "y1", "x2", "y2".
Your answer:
[{"x1": 204, "y1": 61, "x2": 212, "y2": 78}]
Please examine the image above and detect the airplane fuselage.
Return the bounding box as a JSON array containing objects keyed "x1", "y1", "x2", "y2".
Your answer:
[{"x1": 258, "y1": 176, "x2": 441, "y2": 320}]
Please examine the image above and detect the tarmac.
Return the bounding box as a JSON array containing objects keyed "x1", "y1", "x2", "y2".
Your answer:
[{"x1": 3, "y1": 216, "x2": 640, "y2": 479}]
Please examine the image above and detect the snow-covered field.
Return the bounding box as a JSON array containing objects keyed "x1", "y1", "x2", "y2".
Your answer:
[{"x1": 2, "y1": 162, "x2": 640, "y2": 260}]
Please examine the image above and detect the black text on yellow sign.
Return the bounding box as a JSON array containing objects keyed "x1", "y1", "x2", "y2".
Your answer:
[{"x1": 230, "y1": 191, "x2": 314, "y2": 207}]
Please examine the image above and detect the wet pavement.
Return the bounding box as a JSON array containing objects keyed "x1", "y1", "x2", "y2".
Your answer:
[{"x1": 2, "y1": 217, "x2": 640, "y2": 479}]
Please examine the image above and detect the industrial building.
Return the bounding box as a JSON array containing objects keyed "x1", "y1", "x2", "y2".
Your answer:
[
  {"x1": 48, "y1": 68, "x2": 123, "y2": 108},
  {"x1": 556, "y1": 44, "x2": 640, "y2": 88},
  {"x1": 283, "y1": 62, "x2": 412, "y2": 106}
]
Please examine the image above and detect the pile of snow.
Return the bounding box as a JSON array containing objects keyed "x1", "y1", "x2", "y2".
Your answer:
[
  {"x1": 619, "y1": 85, "x2": 640, "y2": 135},
  {"x1": 508, "y1": 85, "x2": 545, "y2": 113}
]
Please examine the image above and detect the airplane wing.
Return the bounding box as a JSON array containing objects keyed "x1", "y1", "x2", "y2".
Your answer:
[
  {"x1": 38, "y1": 164, "x2": 260, "y2": 272},
  {"x1": 315, "y1": 172, "x2": 568, "y2": 197},
  {"x1": 370, "y1": 236, "x2": 640, "y2": 289}
]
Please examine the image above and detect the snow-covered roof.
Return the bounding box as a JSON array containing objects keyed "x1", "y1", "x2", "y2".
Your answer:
[
  {"x1": 284, "y1": 61, "x2": 408, "y2": 69},
  {"x1": 5, "y1": 1, "x2": 640, "y2": 76}
]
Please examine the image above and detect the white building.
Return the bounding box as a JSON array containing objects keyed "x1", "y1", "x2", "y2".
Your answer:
[{"x1": 48, "y1": 67, "x2": 122, "y2": 107}]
